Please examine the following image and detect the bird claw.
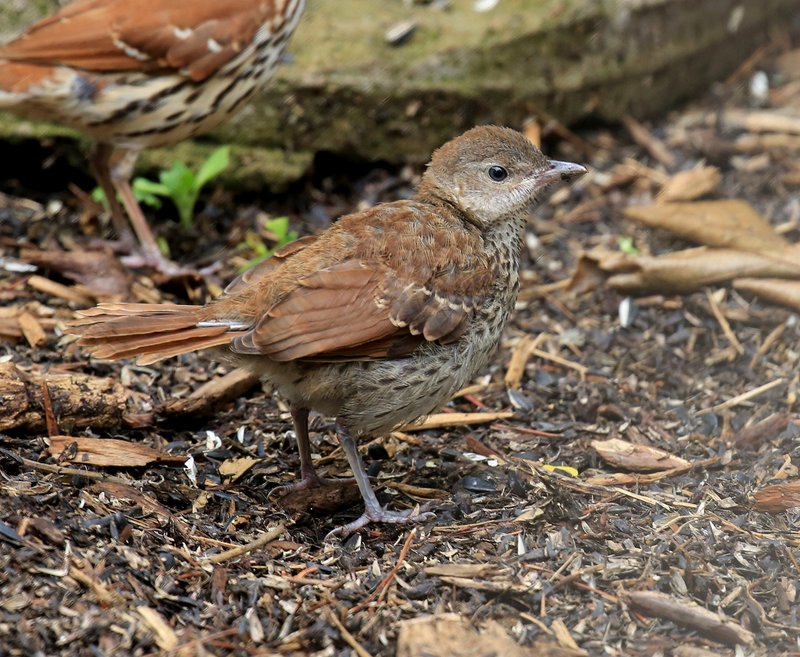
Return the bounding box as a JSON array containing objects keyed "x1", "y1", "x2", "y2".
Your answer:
[{"x1": 324, "y1": 502, "x2": 435, "y2": 541}]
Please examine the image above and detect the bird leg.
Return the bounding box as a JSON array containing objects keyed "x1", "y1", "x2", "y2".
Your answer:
[
  {"x1": 111, "y1": 149, "x2": 185, "y2": 275},
  {"x1": 88, "y1": 143, "x2": 137, "y2": 252},
  {"x1": 270, "y1": 407, "x2": 356, "y2": 499},
  {"x1": 90, "y1": 145, "x2": 208, "y2": 277},
  {"x1": 324, "y1": 424, "x2": 434, "y2": 540}
]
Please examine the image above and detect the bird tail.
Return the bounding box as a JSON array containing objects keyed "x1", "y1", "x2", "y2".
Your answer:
[{"x1": 69, "y1": 303, "x2": 245, "y2": 365}]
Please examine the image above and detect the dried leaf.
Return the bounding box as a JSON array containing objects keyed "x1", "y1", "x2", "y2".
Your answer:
[
  {"x1": 592, "y1": 438, "x2": 689, "y2": 472},
  {"x1": 218, "y1": 457, "x2": 262, "y2": 481},
  {"x1": 657, "y1": 166, "x2": 721, "y2": 202},
  {"x1": 601, "y1": 247, "x2": 800, "y2": 294},
  {"x1": 624, "y1": 200, "x2": 788, "y2": 251},
  {"x1": 734, "y1": 278, "x2": 800, "y2": 312}
]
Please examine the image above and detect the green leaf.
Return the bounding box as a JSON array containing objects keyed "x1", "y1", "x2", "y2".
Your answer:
[
  {"x1": 618, "y1": 235, "x2": 639, "y2": 255},
  {"x1": 195, "y1": 146, "x2": 230, "y2": 190},
  {"x1": 264, "y1": 216, "x2": 289, "y2": 239},
  {"x1": 132, "y1": 177, "x2": 166, "y2": 209},
  {"x1": 91, "y1": 186, "x2": 109, "y2": 210},
  {"x1": 159, "y1": 164, "x2": 197, "y2": 229}
]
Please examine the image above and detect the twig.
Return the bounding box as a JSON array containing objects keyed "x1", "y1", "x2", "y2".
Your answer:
[
  {"x1": 705, "y1": 290, "x2": 743, "y2": 355},
  {"x1": 400, "y1": 411, "x2": 513, "y2": 431},
  {"x1": 201, "y1": 524, "x2": 286, "y2": 564},
  {"x1": 504, "y1": 333, "x2": 547, "y2": 389},
  {"x1": 530, "y1": 348, "x2": 588, "y2": 379},
  {"x1": 326, "y1": 608, "x2": 374, "y2": 657},
  {"x1": 18, "y1": 455, "x2": 135, "y2": 486},
  {"x1": 626, "y1": 590, "x2": 754, "y2": 647},
  {"x1": 349, "y1": 528, "x2": 417, "y2": 615},
  {"x1": 749, "y1": 320, "x2": 787, "y2": 369},
  {"x1": 699, "y1": 378, "x2": 786, "y2": 414},
  {"x1": 621, "y1": 115, "x2": 676, "y2": 167}
]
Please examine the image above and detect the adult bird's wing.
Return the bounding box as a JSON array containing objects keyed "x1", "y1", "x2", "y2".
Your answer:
[{"x1": 0, "y1": 0, "x2": 283, "y2": 81}]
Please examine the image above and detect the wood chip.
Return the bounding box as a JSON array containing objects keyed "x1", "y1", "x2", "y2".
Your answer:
[
  {"x1": 27, "y1": 275, "x2": 94, "y2": 306},
  {"x1": 723, "y1": 108, "x2": 800, "y2": 135},
  {"x1": 137, "y1": 606, "x2": 178, "y2": 651},
  {"x1": 17, "y1": 311, "x2": 47, "y2": 347},
  {"x1": 47, "y1": 436, "x2": 185, "y2": 468},
  {"x1": 622, "y1": 114, "x2": 676, "y2": 167},
  {"x1": 591, "y1": 438, "x2": 690, "y2": 472},
  {"x1": 751, "y1": 480, "x2": 800, "y2": 512},
  {"x1": 157, "y1": 367, "x2": 261, "y2": 417},
  {"x1": 504, "y1": 333, "x2": 546, "y2": 389},
  {"x1": 550, "y1": 618, "x2": 587, "y2": 656},
  {"x1": 201, "y1": 524, "x2": 286, "y2": 564},
  {"x1": 699, "y1": 377, "x2": 786, "y2": 414}
]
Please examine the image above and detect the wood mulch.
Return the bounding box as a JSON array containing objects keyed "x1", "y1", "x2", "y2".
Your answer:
[{"x1": 1, "y1": 33, "x2": 799, "y2": 657}]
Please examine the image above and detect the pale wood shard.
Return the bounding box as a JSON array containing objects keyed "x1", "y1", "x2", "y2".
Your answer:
[
  {"x1": 626, "y1": 591, "x2": 755, "y2": 647},
  {"x1": 621, "y1": 114, "x2": 676, "y2": 167},
  {"x1": 399, "y1": 411, "x2": 514, "y2": 432},
  {"x1": 591, "y1": 438, "x2": 690, "y2": 472},
  {"x1": 47, "y1": 435, "x2": 184, "y2": 468},
  {"x1": 17, "y1": 311, "x2": 47, "y2": 347},
  {"x1": 136, "y1": 607, "x2": 178, "y2": 651},
  {"x1": 0, "y1": 362, "x2": 127, "y2": 432},
  {"x1": 27, "y1": 274, "x2": 94, "y2": 305}
]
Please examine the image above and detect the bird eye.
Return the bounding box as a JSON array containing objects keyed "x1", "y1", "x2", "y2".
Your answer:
[{"x1": 487, "y1": 165, "x2": 508, "y2": 181}]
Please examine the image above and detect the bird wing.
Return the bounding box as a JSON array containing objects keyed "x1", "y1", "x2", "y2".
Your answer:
[
  {"x1": 0, "y1": 0, "x2": 281, "y2": 81},
  {"x1": 229, "y1": 207, "x2": 495, "y2": 362}
]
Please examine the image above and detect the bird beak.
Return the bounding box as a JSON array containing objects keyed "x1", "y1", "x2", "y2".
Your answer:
[{"x1": 539, "y1": 159, "x2": 587, "y2": 186}]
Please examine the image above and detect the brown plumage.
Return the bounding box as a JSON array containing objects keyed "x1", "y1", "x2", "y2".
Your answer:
[
  {"x1": 70, "y1": 126, "x2": 586, "y2": 538},
  {"x1": 0, "y1": 0, "x2": 305, "y2": 273}
]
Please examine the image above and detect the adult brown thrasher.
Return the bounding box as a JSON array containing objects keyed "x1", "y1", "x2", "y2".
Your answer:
[{"x1": 0, "y1": 0, "x2": 306, "y2": 273}]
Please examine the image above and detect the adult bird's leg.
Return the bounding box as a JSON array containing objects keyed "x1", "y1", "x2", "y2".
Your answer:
[
  {"x1": 89, "y1": 144, "x2": 182, "y2": 274},
  {"x1": 110, "y1": 148, "x2": 182, "y2": 274},
  {"x1": 270, "y1": 407, "x2": 355, "y2": 498},
  {"x1": 325, "y1": 424, "x2": 434, "y2": 540},
  {"x1": 88, "y1": 143, "x2": 136, "y2": 252}
]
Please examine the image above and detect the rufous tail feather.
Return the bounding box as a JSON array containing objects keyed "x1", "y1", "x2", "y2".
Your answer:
[{"x1": 69, "y1": 303, "x2": 245, "y2": 365}]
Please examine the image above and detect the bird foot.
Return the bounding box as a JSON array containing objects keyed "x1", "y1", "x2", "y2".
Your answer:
[{"x1": 324, "y1": 502, "x2": 435, "y2": 541}]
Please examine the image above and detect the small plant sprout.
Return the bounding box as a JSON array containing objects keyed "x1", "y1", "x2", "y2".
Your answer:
[
  {"x1": 618, "y1": 235, "x2": 639, "y2": 255},
  {"x1": 242, "y1": 215, "x2": 298, "y2": 271}
]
